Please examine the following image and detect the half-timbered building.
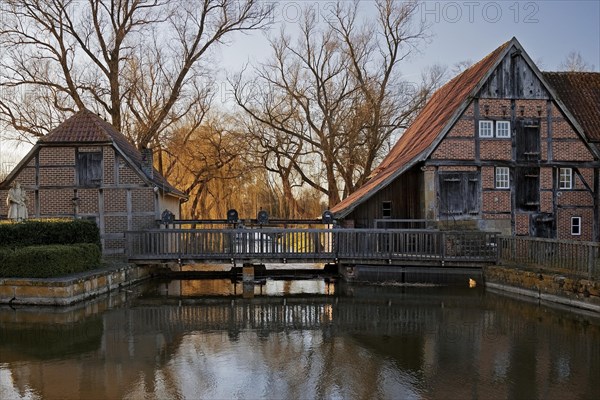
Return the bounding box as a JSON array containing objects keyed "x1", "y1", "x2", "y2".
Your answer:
[
  {"x1": 332, "y1": 38, "x2": 600, "y2": 241},
  {"x1": 0, "y1": 110, "x2": 187, "y2": 254}
]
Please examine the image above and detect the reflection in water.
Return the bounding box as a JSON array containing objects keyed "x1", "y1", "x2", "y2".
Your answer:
[
  {"x1": 1, "y1": 280, "x2": 599, "y2": 399},
  {"x1": 159, "y1": 278, "x2": 335, "y2": 297}
]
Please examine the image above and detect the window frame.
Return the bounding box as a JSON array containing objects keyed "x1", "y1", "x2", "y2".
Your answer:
[
  {"x1": 571, "y1": 216, "x2": 581, "y2": 236},
  {"x1": 382, "y1": 201, "x2": 392, "y2": 219},
  {"x1": 495, "y1": 167, "x2": 510, "y2": 189},
  {"x1": 559, "y1": 168, "x2": 573, "y2": 190},
  {"x1": 495, "y1": 121, "x2": 511, "y2": 138},
  {"x1": 479, "y1": 120, "x2": 493, "y2": 138}
]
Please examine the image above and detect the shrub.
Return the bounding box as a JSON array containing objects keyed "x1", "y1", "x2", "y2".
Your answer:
[
  {"x1": 0, "y1": 243, "x2": 101, "y2": 278},
  {"x1": 0, "y1": 219, "x2": 101, "y2": 249}
]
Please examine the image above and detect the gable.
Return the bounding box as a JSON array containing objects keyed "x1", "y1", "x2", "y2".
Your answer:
[
  {"x1": 331, "y1": 39, "x2": 512, "y2": 217},
  {"x1": 478, "y1": 49, "x2": 549, "y2": 99}
]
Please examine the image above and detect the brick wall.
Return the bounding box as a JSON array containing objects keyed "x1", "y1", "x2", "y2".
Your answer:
[
  {"x1": 105, "y1": 189, "x2": 127, "y2": 213},
  {"x1": 39, "y1": 189, "x2": 73, "y2": 215},
  {"x1": 131, "y1": 188, "x2": 155, "y2": 212},
  {"x1": 0, "y1": 143, "x2": 171, "y2": 253},
  {"x1": 557, "y1": 208, "x2": 594, "y2": 241},
  {"x1": 132, "y1": 214, "x2": 156, "y2": 230},
  {"x1": 480, "y1": 140, "x2": 511, "y2": 160},
  {"x1": 481, "y1": 166, "x2": 495, "y2": 189},
  {"x1": 540, "y1": 168, "x2": 553, "y2": 188},
  {"x1": 447, "y1": 119, "x2": 474, "y2": 137},
  {"x1": 16, "y1": 167, "x2": 36, "y2": 187},
  {"x1": 553, "y1": 141, "x2": 594, "y2": 162},
  {"x1": 39, "y1": 167, "x2": 75, "y2": 186},
  {"x1": 105, "y1": 215, "x2": 128, "y2": 234},
  {"x1": 515, "y1": 213, "x2": 529, "y2": 235},
  {"x1": 0, "y1": 190, "x2": 6, "y2": 215},
  {"x1": 78, "y1": 189, "x2": 99, "y2": 214},
  {"x1": 119, "y1": 164, "x2": 142, "y2": 185},
  {"x1": 104, "y1": 147, "x2": 115, "y2": 185},
  {"x1": 540, "y1": 192, "x2": 553, "y2": 213},
  {"x1": 482, "y1": 191, "x2": 511, "y2": 213},
  {"x1": 431, "y1": 139, "x2": 474, "y2": 160},
  {"x1": 38, "y1": 147, "x2": 75, "y2": 165}
]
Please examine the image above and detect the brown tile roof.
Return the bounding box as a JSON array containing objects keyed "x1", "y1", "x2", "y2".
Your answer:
[
  {"x1": 39, "y1": 109, "x2": 114, "y2": 143},
  {"x1": 40, "y1": 109, "x2": 186, "y2": 198},
  {"x1": 543, "y1": 72, "x2": 600, "y2": 142},
  {"x1": 332, "y1": 39, "x2": 512, "y2": 217}
]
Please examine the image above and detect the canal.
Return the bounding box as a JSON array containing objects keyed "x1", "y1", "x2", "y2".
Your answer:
[{"x1": 1, "y1": 277, "x2": 599, "y2": 399}]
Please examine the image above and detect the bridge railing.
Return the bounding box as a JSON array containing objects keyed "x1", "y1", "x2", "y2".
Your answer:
[
  {"x1": 126, "y1": 228, "x2": 499, "y2": 264},
  {"x1": 498, "y1": 236, "x2": 600, "y2": 280}
]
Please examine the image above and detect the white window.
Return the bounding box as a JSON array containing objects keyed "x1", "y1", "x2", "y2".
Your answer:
[
  {"x1": 571, "y1": 217, "x2": 581, "y2": 236},
  {"x1": 479, "y1": 120, "x2": 493, "y2": 138},
  {"x1": 495, "y1": 167, "x2": 510, "y2": 189},
  {"x1": 496, "y1": 121, "x2": 511, "y2": 138},
  {"x1": 559, "y1": 168, "x2": 572, "y2": 190}
]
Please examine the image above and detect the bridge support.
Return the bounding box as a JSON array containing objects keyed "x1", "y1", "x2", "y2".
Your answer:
[{"x1": 242, "y1": 263, "x2": 255, "y2": 283}]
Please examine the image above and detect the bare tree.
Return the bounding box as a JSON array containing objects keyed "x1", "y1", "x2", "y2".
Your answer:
[
  {"x1": 559, "y1": 51, "x2": 595, "y2": 72},
  {"x1": 232, "y1": 0, "x2": 441, "y2": 207},
  {"x1": 159, "y1": 115, "x2": 247, "y2": 219},
  {"x1": 452, "y1": 59, "x2": 473, "y2": 75},
  {"x1": 240, "y1": 116, "x2": 308, "y2": 218},
  {"x1": 0, "y1": 0, "x2": 273, "y2": 148}
]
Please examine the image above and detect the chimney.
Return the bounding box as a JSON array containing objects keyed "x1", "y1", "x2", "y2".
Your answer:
[{"x1": 140, "y1": 148, "x2": 154, "y2": 179}]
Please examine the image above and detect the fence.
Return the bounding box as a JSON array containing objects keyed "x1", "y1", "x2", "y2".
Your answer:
[
  {"x1": 498, "y1": 236, "x2": 600, "y2": 280},
  {"x1": 126, "y1": 228, "x2": 499, "y2": 264}
]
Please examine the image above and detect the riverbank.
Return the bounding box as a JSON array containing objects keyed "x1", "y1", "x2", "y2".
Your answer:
[
  {"x1": 0, "y1": 262, "x2": 160, "y2": 306},
  {"x1": 483, "y1": 265, "x2": 600, "y2": 313}
]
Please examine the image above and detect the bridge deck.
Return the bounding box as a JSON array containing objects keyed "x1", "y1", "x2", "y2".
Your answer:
[{"x1": 126, "y1": 228, "x2": 499, "y2": 266}]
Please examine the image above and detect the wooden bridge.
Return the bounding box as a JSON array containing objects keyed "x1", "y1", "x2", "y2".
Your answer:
[{"x1": 126, "y1": 228, "x2": 499, "y2": 266}]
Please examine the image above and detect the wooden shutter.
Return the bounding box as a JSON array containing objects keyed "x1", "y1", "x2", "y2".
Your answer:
[{"x1": 78, "y1": 152, "x2": 103, "y2": 187}]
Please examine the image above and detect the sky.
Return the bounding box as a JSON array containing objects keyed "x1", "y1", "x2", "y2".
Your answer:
[
  {"x1": 1, "y1": 0, "x2": 599, "y2": 161},
  {"x1": 216, "y1": 0, "x2": 600, "y2": 97}
]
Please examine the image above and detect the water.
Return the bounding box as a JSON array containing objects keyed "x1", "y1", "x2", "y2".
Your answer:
[{"x1": 1, "y1": 277, "x2": 599, "y2": 400}]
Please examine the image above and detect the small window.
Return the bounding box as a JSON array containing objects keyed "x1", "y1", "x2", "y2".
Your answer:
[
  {"x1": 496, "y1": 121, "x2": 511, "y2": 138},
  {"x1": 571, "y1": 217, "x2": 581, "y2": 236},
  {"x1": 382, "y1": 201, "x2": 392, "y2": 219},
  {"x1": 479, "y1": 120, "x2": 493, "y2": 138},
  {"x1": 495, "y1": 167, "x2": 510, "y2": 189},
  {"x1": 559, "y1": 168, "x2": 572, "y2": 190}
]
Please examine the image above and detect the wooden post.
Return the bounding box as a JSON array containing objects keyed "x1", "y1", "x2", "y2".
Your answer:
[
  {"x1": 441, "y1": 232, "x2": 446, "y2": 264},
  {"x1": 588, "y1": 245, "x2": 594, "y2": 280}
]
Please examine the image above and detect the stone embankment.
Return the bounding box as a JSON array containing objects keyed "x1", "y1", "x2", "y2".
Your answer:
[
  {"x1": 484, "y1": 265, "x2": 600, "y2": 313},
  {"x1": 0, "y1": 263, "x2": 160, "y2": 306}
]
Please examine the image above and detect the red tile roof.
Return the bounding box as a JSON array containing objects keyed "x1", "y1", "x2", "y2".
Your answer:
[
  {"x1": 39, "y1": 109, "x2": 186, "y2": 198},
  {"x1": 332, "y1": 39, "x2": 512, "y2": 217},
  {"x1": 543, "y1": 72, "x2": 600, "y2": 142}
]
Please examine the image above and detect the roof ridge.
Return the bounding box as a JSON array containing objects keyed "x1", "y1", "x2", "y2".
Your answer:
[{"x1": 543, "y1": 71, "x2": 600, "y2": 75}]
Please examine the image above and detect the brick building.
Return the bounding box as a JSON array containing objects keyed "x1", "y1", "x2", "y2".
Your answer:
[
  {"x1": 0, "y1": 110, "x2": 187, "y2": 254},
  {"x1": 332, "y1": 38, "x2": 600, "y2": 241}
]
